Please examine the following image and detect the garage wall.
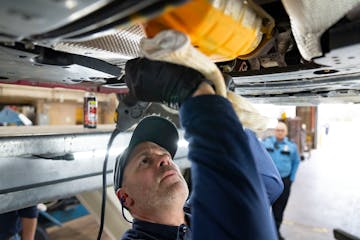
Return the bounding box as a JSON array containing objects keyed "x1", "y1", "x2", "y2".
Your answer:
[
  {"x1": 1, "y1": 83, "x2": 118, "y2": 126},
  {"x1": 47, "y1": 102, "x2": 79, "y2": 125}
]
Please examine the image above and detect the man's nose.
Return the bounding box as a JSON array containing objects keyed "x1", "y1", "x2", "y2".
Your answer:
[{"x1": 156, "y1": 154, "x2": 171, "y2": 167}]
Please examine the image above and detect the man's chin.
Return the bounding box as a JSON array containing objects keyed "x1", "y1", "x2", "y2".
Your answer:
[{"x1": 159, "y1": 181, "x2": 188, "y2": 201}]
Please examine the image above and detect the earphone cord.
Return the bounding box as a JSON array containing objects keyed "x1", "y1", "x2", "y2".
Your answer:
[
  {"x1": 97, "y1": 128, "x2": 120, "y2": 240},
  {"x1": 121, "y1": 205, "x2": 133, "y2": 224}
]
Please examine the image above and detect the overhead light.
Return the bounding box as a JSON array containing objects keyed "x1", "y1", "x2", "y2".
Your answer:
[
  {"x1": 178, "y1": 139, "x2": 189, "y2": 148},
  {"x1": 65, "y1": 0, "x2": 78, "y2": 10}
]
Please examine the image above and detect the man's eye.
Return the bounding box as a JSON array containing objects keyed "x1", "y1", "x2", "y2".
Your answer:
[{"x1": 140, "y1": 158, "x2": 149, "y2": 165}]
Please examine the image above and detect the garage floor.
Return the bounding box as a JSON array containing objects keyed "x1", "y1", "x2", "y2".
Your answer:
[
  {"x1": 47, "y1": 123, "x2": 360, "y2": 240},
  {"x1": 282, "y1": 122, "x2": 360, "y2": 240}
]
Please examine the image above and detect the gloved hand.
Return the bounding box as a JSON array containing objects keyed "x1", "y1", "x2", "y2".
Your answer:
[{"x1": 125, "y1": 57, "x2": 207, "y2": 109}]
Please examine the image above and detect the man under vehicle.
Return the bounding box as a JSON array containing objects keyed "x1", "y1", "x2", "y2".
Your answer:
[{"x1": 113, "y1": 58, "x2": 282, "y2": 240}]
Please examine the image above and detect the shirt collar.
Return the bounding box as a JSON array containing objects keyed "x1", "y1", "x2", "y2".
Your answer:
[
  {"x1": 131, "y1": 203, "x2": 192, "y2": 240},
  {"x1": 132, "y1": 219, "x2": 179, "y2": 240},
  {"x1": 273, "y1": 136, "x2": 288, "y2": 143},
  {"x1": 132, "y1": 207, "x2": 191, "y2": 240}
]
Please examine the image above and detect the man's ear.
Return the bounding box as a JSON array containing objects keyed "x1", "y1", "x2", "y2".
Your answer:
[{"x1": 116, "y1": 188, "x2": 133, "y2": 208}]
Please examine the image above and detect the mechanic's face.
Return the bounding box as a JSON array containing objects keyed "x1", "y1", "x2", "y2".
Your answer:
[
  {"x1": 275, "y1": 122, "x2": 288, "y2": 141},
  {"x1": 119, "y1": 142, "x2": 188, "y2": 216}
]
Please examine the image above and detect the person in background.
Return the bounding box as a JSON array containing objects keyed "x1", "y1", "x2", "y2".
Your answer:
[
  {"x1": 262, "y1": 122, "x2": 300, "y2": 240},
  {"x1": 0, "y1": 206, "x2": 38, "y2": 240}
]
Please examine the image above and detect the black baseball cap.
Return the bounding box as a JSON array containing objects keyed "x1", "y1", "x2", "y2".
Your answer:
[{"x1": 113, "y1": 116, "x2": 179, "y2": 191}]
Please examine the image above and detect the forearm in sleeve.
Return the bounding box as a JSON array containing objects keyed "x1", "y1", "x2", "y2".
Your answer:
[{"x1": 180, "y1": 95, "x2": 276, "y2": 240}]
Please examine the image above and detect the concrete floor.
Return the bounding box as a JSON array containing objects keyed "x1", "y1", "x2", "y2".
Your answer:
[
  {"x1": 282, "y1": 122, "x2": 360, "y2": 240},
  {"x1": 47, "y1": 122, "x2": 360, "y2": 240}
]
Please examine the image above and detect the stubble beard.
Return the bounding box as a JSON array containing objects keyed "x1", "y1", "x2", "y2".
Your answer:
[{"x1": 141, "y1": 176, "x2": 189, "y2": 213}]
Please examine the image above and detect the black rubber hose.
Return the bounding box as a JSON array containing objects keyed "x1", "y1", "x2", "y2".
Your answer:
[{"x1": 97, "y1": 128, "x2": 120, "y2": 240}]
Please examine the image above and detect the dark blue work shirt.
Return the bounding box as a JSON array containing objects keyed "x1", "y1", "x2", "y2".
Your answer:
[
  {"x1": 122, "y1": 207, "x2": 191, "y2": 240},
  {"x1": 0, "y1": 206, "x2": 38, "y2": 239}
]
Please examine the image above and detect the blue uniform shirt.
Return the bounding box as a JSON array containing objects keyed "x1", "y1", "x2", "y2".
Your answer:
[
  {"x1": 262, "y1": 136, "x2": 300, "y2": 181},
  {"x1": 0, "y1": 206, "x2": 38, "y2": 239}
]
